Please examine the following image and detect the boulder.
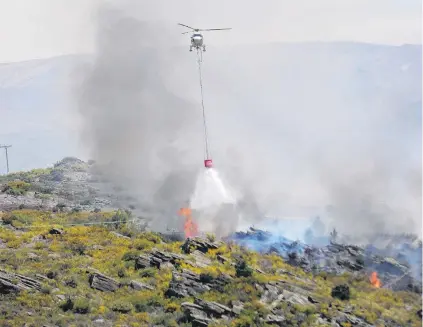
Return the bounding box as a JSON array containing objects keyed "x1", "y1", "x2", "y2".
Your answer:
[
  {"x1": 89, "y1": 273, "x2": 119, "y2": 292},
  {"x1": 194, "y1": 298, "x2": 233, "y2": 318},
  {"x1": 135, "y1": 255, "x2": 151, "y2": 270},
  {"x1": 264, "y1": 314, "x2": 286, "y2": 325},
  {"x1": 231, "y1": 300, "x2": 244, "y2": 315},
  {"x1": 130, "y1": 280, "x2": 154, "y2": 291},
  {"x1": 182, "y1": 237, "x2": 220, "y2": 254},
  {"x1": 165, "y1": 270, "x2": 211, "y2": 298},
  {"x1": 0, "y1": 270, "x2": 42, "y2": 294},
  {"x1": 181, "y1": 302, "x2": 213, "y2": 327}
]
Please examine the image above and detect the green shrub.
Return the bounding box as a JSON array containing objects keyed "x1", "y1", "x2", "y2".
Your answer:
[
  {"x1": 59, "y1": 298, "x2": 74, "y2": 312},
  {"x1": 111, "y1": 300, "x2": 133, "y2": 313},
  {"x1": 2, "y1": 181, "x2": 31, "y2": 196},
  {"x1": 331, "y1": 284, "x2": 350, "y2": 301},
  {"x1": 73, "y1": 298, "x2": 90, "y2": 314},
  {"x1": 139, "y1": 268, "x2": 157, "y2": 278},
  {"x1": 122, "y1": 251, "x2": 139, "y2": 261},
  {"x1": 235, "y1": 260, "x2": 253, "y2": 278}
]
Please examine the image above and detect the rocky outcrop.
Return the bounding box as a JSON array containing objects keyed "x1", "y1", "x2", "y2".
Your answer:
[
  {"x1": 165, "y1": 268, "x2": 233, "y2": 299},
  {"x1": 135, "y1": 249, "x2": 186, "y2": 270},
  {"x1": 89, "y1": 273, "x2": 119, "y2": 292},
  {"x1": 130, "y1": 280, "x2": 154, "y2": 291},
  {"x1": 0, "y1": 270, "x2": 42, "y2": 294},
  {"x1": 181, "y1": 237, "x2": 221, "y2": 254},
  {"x1": 165, "y1": 269, "x2": 211, "y2": 298},
  {"x1": 181, "y1": 299, "x2": 235, "y2": 326}
]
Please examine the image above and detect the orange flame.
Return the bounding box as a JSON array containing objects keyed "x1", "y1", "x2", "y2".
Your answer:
[
  {"x1": 370, "y1": 271, "x2": 381, "y2": 288},
  {"x1": 179, "y1": 207, "x2": 198, "y2": 238}
]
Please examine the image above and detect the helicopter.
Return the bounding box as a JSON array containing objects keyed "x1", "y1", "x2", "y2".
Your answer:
[{"x1": 178, "y1": 23, "x2": 231, "y2": 52}]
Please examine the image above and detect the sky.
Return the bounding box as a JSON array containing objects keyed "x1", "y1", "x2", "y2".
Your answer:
[{"x1": 0, "y1": 0, "x2": 421, "y2": 62}]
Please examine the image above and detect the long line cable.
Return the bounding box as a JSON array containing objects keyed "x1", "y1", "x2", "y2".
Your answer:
[{"x1": 196, "y1": 48, "x2": 210, "y2": 160}]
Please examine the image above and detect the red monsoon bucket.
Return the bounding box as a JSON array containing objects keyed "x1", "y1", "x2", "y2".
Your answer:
[{"x1": 204, "y1": 159, "x2": 213, "y2": 168}]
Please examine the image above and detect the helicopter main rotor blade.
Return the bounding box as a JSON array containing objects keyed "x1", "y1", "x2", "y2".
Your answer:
[
  {"x1": 181, "y1": 31, "x2": 191, "y2": 35},
  {"x1": 199, "y1": 28, "x2": 232, "y2": 32},
  {"x1": 178, "y1": 23, "x2": 196, "y2": 30}
]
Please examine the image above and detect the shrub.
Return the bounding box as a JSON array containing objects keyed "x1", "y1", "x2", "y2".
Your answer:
[
  {"x1": 133, "y1": 239, "x2": 153, "y2": 251},
  {"x1": 2, "y1": 181, "x2": 31, "y2": 196},
  {"x1": 40, "y1": 285, "x2": 52, "y2": 294},
  {"x1": 122, "y1": 251, "x2": 139, "y2": 261},
  {"x1": 235, "y1": 260, "x2": 253, "y2": 278},
  {"x1": 111, "y1": 300, "x2": 133, "y2": 313},
  {"x1": 139, "y1": 268, "x2": 157, "y2": 278},
  {"x1": 59, "y1": 298, "x2": 74, "y2": 312},
  {"x1": 331, "y1": 284, "x2": 350, "y2": 301},
  {"x1": 73, "y1": 298, "x2": 90, "y2": 314},
  {"x1": 200, "y1": 272, "x2": 215, "y2": 283},
  {"x1": 132, "y1": 295, "x2": 164, "y2": 313},
  {"x1": 64, "y1": 276, "x2": 78, "y2": 288},
  {"x1": 69, "y1": 241, "x2": 87, "y2": 255},
  {"x1": 206, "y1": 233, "x2": 216, "y2": 242}
]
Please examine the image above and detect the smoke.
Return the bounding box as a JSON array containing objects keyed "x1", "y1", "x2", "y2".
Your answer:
[
  {"x1": 76, "y1": 7, "x2": 206, "y2": 230},
  {"x1": 76, "y1": 3, "x2": 421, "y2": 239}
]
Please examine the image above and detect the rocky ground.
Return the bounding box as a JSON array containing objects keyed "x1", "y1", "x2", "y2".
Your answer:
[
  {"x1": 0, "y1": 211, "x2": 422, "y2": 327},
  {"x1": 230, "y1": 228, "x2": 422, "y2": 294},
  {"x1": 0, "y1": 158, "x2": 422, "y2": 326}
]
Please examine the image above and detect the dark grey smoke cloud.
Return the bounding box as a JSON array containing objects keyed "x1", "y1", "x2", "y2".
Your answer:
[
  {"x1": 76, "y1": 4, "x2": 421, "y2": 238},
  {"x1": 77, "y1": 7, "x2": 206, "y2": 230}
]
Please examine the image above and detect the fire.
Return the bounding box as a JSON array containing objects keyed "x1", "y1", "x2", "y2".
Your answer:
[
  {"x1": 179, "y1": 207, "x2": 198, "y2": 238},
  {"x1": 370, "y1": 271, "x2": 381, "y2": 288}
]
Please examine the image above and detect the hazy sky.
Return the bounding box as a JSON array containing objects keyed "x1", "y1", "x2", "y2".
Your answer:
[{"x1": 0, "y1": 0, "x2": 421, "y2": 62}]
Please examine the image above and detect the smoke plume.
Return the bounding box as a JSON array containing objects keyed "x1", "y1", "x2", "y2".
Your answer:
[{"x1": 76, "y1": 4, "x2": 421, "y2": 239}]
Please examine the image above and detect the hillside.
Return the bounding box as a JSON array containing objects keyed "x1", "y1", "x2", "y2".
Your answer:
[
  {"x1": 0, "y1": 211, "x2": 422, "y2": 327},
  {"x1": 0, "y1": 160, "x2": 422, "y2": 327}
]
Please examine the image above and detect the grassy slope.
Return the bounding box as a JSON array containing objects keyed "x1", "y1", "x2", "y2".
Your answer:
[{"x1": 0, "y1": 209, "x2": 421, "y2": 327}]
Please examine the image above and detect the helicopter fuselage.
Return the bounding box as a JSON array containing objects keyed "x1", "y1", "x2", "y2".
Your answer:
[{"x1": 191, "y1": 33, "x2": 203, "y2": 47}]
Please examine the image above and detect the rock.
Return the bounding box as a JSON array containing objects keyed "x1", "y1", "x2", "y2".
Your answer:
[
  {"x1": 182, "y1": 237, "x2": 220, "y2": 254},
  {"x1": 194, "y1": 298, "x2": 233, "y2": 318},
  {"x1": 281, "y1": 289, "x2": 310, "y2": 305},
  {"x1": 110, "y1": 231, "x2": 130, "y2": 239},
  {"x1": 231, "y1": 300, "x2": 244, "y2": 315},
  {"x1": 181, "y1": 302, "x2": 212, "y2": 327},
  {"x1": 49, "y1": 228, "x2": 63, "y2": 235},
  {"x1": 264, "y1": 314, "x2": 286, "y2": 325},
  {"x1": 336, "y1": 258, "x2": 364, "y2": 271},
  {"x1": 334, "y1": 312, "x2": 373, "y2": 327},
  {"x1": 0, "y1": 270, "x2": 42, "y2": 293},
  {"x1": 160, "y1": 262, "x2": 175, "y2": 270},
  {"x1": 56, "y1": 294, "x2": 66, "y2": 301},
  {"x1": 89, "y1": 273, "x2": 119, "y2": 292},
  {"x1": 35, "y1": 274, "x2": 49, "y2": 281},
  {"x1": 217, "y1": 254, "x2": 230, "y2": 264},
  {"x1": 135, "y1": 255, "x2": 151, "y2": 270},
  {"x1": 165, "y1": 270, "x2": 211, "y2": 298},
  {"x1": 191, "y1": 250, "x2": 212, "y2": 267},
  {"x1": 308, "y1": 295, "x2": 319, "y2": 304},
  {"x1": 260, "y1": 284, "x2": 280, "y2": 303},
  {"x1": 130, "y1": 280, "x2": 154, "y2": 291}
]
